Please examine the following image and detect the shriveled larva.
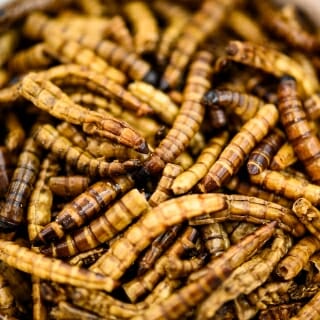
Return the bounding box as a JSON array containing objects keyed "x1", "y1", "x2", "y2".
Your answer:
[
  {"x1": 250, "y1": 170, "x2": 320, "y2": 206},
  {"x1": 131, "y1": 222, "x2": 276, "y2": 320},
  {"x1": 31, "y1": 276, "x2": 47, "y2": 320},
  {"x1": 137, "y1": 225, "x2": 183, "y2": 276},
  {"x1": 8, "y1": 43, "x2": 53, "y2": 75},
  {"x1": 44, "y1": 35, "x2": 127, "y2": 85},
  {"x1": 152, "y1": 0, "x2": 190, "y2": 65},
  {"x1": 35, "y1": 175, "x2": 134, "y2": 244},
  {"x1": 196, "y1": 230, "x2": 291, "y2": 319},
  {"x1": 4, "y1": 111, "x2": 25, "y2": 153},
  {"x1": 278, "y1": 76, "x2": 320, "y2": 184},
  {"x1": 200, "y1": 222, "x2": 230, "y2": 257},
  {"x1": 48, "y1": 176, "x2": 90, "y2": 198},
  {"x1": 145, "y1": 50, "x2": 214, "y2": 175},
  {"x1": 33, "y1": 124, "x2": 141, "y2": 178},
  {"x1": 56, "y1": 122, "x2": 87, "y2": 149},
  {"x1": 289, "y1": 290, "x2": 320, "y2": 320},
  {"x1": 270, "y1": 142, "x2": 297, "y2": 171},
  {"x1": 90, "y1": 194, "x2": 303, "y2": 283},
  {"x1": 128, "y1": 81, "x2": 179, "y2": 125},
  {"x1": 41, "y1": 189, "x2": 149, "y2": 257},
  {"x1": 27, "y1": 155, "x2": 59, "y2": 242},
  {"x1": 69, "y1": 92, "x2": 110, "y2": 111},
  {"x1": 148, "y1": 163, "x2": 184, "y2": 208},
  {"x1": 0, "y1": 239, "x2": 117, "y2": 292},
  {"x1": 172, "y1": 131, "x2": 229, "y2": 195},
  {"x1": 225, "y1": 176, "x2": 293, "y2": 208},
  {"x1": 259, "y1": 302, "x2": 302, "y2": 320},
  {"x1": 276, "y1": 235, "x2": 320, "y2": 280},
  {"x1": 292, "y1": 198, "x2": 320, "y2": 241},
  {"x1": 198, "y1": 104, "x2": 279, "y2": 192},
  {"x1": 0, "y1": 131, "x2": 43, "y2": 231},
  {"x1": 0, "y1": 273, "x2": 16, "y2": 317},
  {"x1": 255, "y1": 1, "x2": 320, "y2": 53},
  {"x1": 123, "y1": 1, "x2": 159, "y2": 55},
  {"x1": 225, "y1": 40, "x2": 316, "y2": 96},
  {"x1": 160, "y1": 0, "x2": 237, "y2": 90},
  {"x1": 202, "y1": 89, "x2": 265, "y2": 122},
  {"x1": 247, "y1": 128, "x2": 285, "y2": 175}
]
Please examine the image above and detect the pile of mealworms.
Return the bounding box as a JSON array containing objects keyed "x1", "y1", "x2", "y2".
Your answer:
[{"x1": 1, "y1": 0, "x2": 320, "y2": 319}]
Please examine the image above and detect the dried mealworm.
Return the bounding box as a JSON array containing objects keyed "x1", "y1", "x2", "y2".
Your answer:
[
  {"x1": 131, "y1": 222, "x2": 276, "y2": 320},
  {"x1": 0, "y1": 239, "x2": 117, "y2": 291},
  {"x1": 207, "y1": 104, "x2": 228, "y2": 129},
  {"x1": 4, "y1": 112, "x2": 25, "y2": 152},
  {"x1": 56, "y1": 122, "x2": 87, "y2": 149},
  {"x1": 35, "y1": 174, "x2": 134, "y2": 244},
  {"x1": 171, "y1": 131, "x2": 229, "y2": 195},
  {"x1": 0, "y1": 131, "x2": 43, "y2": 231},
  {"x1": 68, "y1": 247, "x2": 107, "y2": 268},
  {"x1": 48, "y1": 175, "x2": 90, "y2": 198},
  {"x1": 250, "y1": 169, "x2": 320, "y2": 205},
  {"x1": 128, "y1": 81, "x2": 179, "y2": 125},
  {"x1": 41, "y1": 189, "x2": 149, "y2": 257},
  {"x1": 247, "y1": 128, "x2": 285, "y2": 175},
  {"x1": 198, "y1": 104, "x2": 279, "y2": 192},
  {"x1": 225, "y1": 40, "x2": 316, "y2": 96},
  {"x1": 276, "y1": 235, "x2": 320, "y2": 280},
  {"x1": 33, "y1": 124, "x2": 141, "y2": 178},
  {"x1": 270, "y1": 142, "x2": 297, "y2": 170},
  {"x1": 304, "y1": 92, "x2": 320, "y2": 121},
  {"x1": 225, "y1": 176, "x2": 293, "y2": 208},
  {"x1": 27, "y1": 155, "x2": 59, "y2": 242},
  {"x1": 228, "y1": 222, "x2": 259, "y2": 245},
  {"x1": 0, "y1": 147, "x2": 11, "y2": 197},
  {"x1": 202, "y1": 89, "x2": 265, "y2": 122},
  {"x1": 145, "y1": 50, "x2": 214, "y2": 175},
  {"x1": 69, "y1": 92, "x2": 110, "y2": 111},
  {"x1": 278, "y1": 76, "x2": 320, "y2": 183},
  {"x1": 292, "y1": 198, "x2": 320, "y2": 240},
  {"x1": 148, "y1": 163, "x2": 184, "y2": 208},
  {"x1": 196, "y1": 229, "x2": 292, "y2": 319},
  {"x1": 160, "y1": 0, "x2": 237, "y2": 90},
  {"x1": 123, "y1": 1, "x2": 159, "y2": 55},
  {"x1": 31, "y1": 277, "x2": 47, "y2": 320}
]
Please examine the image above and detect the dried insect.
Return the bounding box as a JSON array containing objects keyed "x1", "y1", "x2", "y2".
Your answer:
[
  {"x1": 292, "y1": 198, "x2": 320, "y2": 241},
  {"x1": 131, "y1": 222, "x2": 276, "y2": 320},
  {"x1": 68, "y1": 247, "x2": 107, "y2": 268},
  {"x1": 0, "y1": 273, "x2": 16, "y2": 317},
  {"x1": 148, "y1": 163, "x2": 184, "y2": 208},
  {"x1": 259, "y1": 302, "x2": 302, "y2": 320},
  {"x1": 48, "y1": 175, "x2": 90, "y2": 198},
  {"x1": 270, "y1": 142, "x2": 297, "y2": 170},
  {"x1": 144, "y1": 50, "x2": 214, "y2": 175},
  {"x1": 225, "y1": 40, "x2": 316, "y2": 96},
  {"x1": 202, "y1": 89, "x2": 265, "y2": 122},
  {"x1": 276, "y1": 235, "x2": 320, "y2": 280},
  {"x1": 0, "y1": 129, "x2": 43, "y2": 231},
  {"x1": 56, "y1": 122, "x2": 87, "y2": 149},
  {"x1": 198, "y1": 103, "x2": 279, "y2": 192},
  {"x1": 250, "y1": 169, "x2": 320, "y2": 206},
  {"x1": 226, "y1": 9, "x2": 269, "y2": 44},
  {"x1": 207, "y1": 105, "x2": 227, "y2": 129},
  {"x1": 255, "y1": 1, "x2": 320, "y2": 53},
  {"x1": 90, "y1": 193, "x2": 303, "y2": 282},
  {"x1": 227, "y1": 222, "x2": 259, "y2": 245},
  {"x1": 248, "y1": 281, "x2": 293, "y2": 310},
  {"x1": 160, "y1": 0, "x2": 237, "y2": 90},
  {"x1": 152, "y1": 0, "x2": 190, "y2": 65},
  {"x1": 33, "y1": 124, "x2": 141, "y2": 178},
  {"x1": 200, "y1": 222, "x2": 230, "y2": 257},
  {"x1": 278, "y1": 76, "x2": 320, "y2": 184},
  {"x1": 4, "y1": 112, "x2": 25, "y2": 152},
  {"x1": 128, "y1": 81, "x2": 179, "y2": 125},
  {"x1": 8, "y1": 43, "x2": 53, "y2": 75},
  {"x1": 31, "y1": 276, "x2": 47, "y2": 320},
  {"x1": 27, "y1": 155, "x2": 59, "y2": 242},
  {"x1": 172, "y1": 131, "x2": 229, "y2": 195},
  {"x1": 0, "y1": 239, "x2": 117, "y2": 292},
  {"x1": 226, "y1": 176, "x2": 293, "y2": 208},
  {"x1": 304, "y1": 92, "x2": 320, "y2": 121},
  {"x1": 0, "y1": 30, "x2": 19, "y2": 67},
  {"x1": 137, "y1": 225, "x2": 183, "y2": 276},
  {"x1": 35, "y1": 174, "x2": 134, "y2": 244},
  {"x1": 247, "y1": 128, "x2": 285, "y2": 175},
  {"x1": 41, "y1": 189, "x2": 149, "y2": 257},
  {"x1": 69, "y1": 92, "x2": 110, "y2": 111},
  {"x1": 123, "y1": 1, "x2": 159, "y2": 54},
  {"x1": 0, "y1": 147, "x2": 11, "y2": 197},
  {"x1": 44, "y1": 35, "x2": 127, "y2": 85},
  {"x1": 196, "y1": 230, "x2": 291, "y2": 319}
]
